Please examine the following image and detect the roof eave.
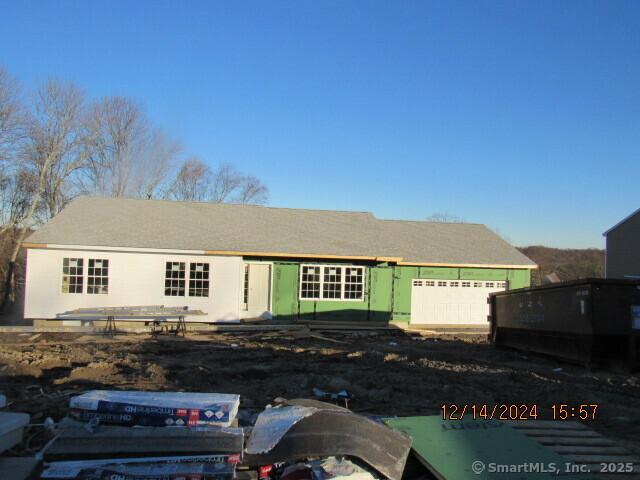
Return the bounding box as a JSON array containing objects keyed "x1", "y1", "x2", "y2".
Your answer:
[{"x1": 603, "y1": 207, "x2": 640, "y2": 236}]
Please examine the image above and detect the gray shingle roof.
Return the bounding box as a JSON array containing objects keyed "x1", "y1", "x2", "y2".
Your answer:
[{"x1": 26, "y1": 196, "x2": 535, "y2": 267}]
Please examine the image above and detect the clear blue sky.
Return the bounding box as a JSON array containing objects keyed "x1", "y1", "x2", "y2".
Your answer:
[{"x1": 2, "y1": 1, "x2": 639, "y2": 248}]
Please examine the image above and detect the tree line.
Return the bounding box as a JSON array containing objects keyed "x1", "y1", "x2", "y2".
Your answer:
[{"x1": 0, "y1": 66, "x2": 268, "y2": 312}]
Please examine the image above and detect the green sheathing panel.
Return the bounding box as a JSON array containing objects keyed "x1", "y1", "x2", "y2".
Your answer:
[
  {"x1": 417, "y1": 267, "x2": 459, "y2": 279},
  {"x1": 391, "y1": 266, "x2": 418, "y2": 322},
  {"x1": 271, "y1": 260, "x2": 531, "y2": 323},
  {"x1": 460, "y1": 268, "x2": 507, "y2": 280},
  {"x1": 369, "y1": 267, "x2": 393, "y2": 322},
  {"x1": 385, "y1": 416, "x2": 595, "y2": 480},
  {"x1": 270, "y1": 262, "x2": 393, "y2": 322},
  {"x1": 272, "y1": 263, "x2": 299, "y2": 318},
  {"x1": 508, "y1": 269, "x2": 531, "y2": 289}
]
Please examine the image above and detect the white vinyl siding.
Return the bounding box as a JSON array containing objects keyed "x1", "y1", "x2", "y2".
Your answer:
[
  {"x1": 299, "y1": 265, "x2": 365, "y2": 301},
  {"x1": 26, "y1": 249, "x2": 243, "y2": 323}
]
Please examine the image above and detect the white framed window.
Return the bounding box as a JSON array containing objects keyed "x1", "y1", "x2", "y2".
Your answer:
[
  {"x1": 461, "y1": 281, "x2": 471, "y2": 287},
  {"x1": 450, "y1": 281, "x2": 459, "y2": 287},
  {"x1": 62, "y1": 258, "x2": 84, "y2": 294},
  {"x1": 300, "y1": 265, "x2": 321, "y2": 299},
  {"x1": 165, "y1": 262, "x2": 186, "y2": 296},
  {"x1": 425, "y1": 280, "x2": 435, "y2": 287},
  {"x1": 485, "y1": 282, "x2": 495, "y2": 288},
  {"x1": 473, "y1": 282, "x2": 482, "y2": 287},
  {"x1": 87, "y1": 259, "x2": 109, "y2": 294},
  {"x1": 344, "y1": 267, "x2": 365, "y2": 299},
  {"x1": 299, "y1": 265, "x2": 365, "y2": 301},
  {"x1": 323, "y1": 266, "x2": 342, "y2": 299},
  {"x1": 437, "y1": 281, "x2": 447, "y2": 287},
  {"x1": 189, "y1": 262, "x2": 210, "y2": 297}
]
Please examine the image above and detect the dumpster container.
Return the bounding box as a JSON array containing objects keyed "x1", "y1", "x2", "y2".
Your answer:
[{"x1": 488, "y1": 278, "x2": 640, "y2": 368}]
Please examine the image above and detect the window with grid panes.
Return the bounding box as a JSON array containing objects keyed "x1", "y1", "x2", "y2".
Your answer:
[
  {"x1": 300, "y1": 265, "x2": 365, "y2": 301},
  {"x1": 322, "y1": 266, "x2": 342, "y2": 299},
  {"x1": 189, "y1": 263, "x2": 209, "y2": 297},
  {"x1": 300, "y1": 265, "x2": 321, "y2": 299},
  {"x1": 344, "y1": 267, "x2": 364, "y2": 299},
  {"x1": 62, "y1": 258, "x2": 83, "y2": 293},
  {"x1": 165, "y1": 262, "x2": 185, "y2": 296},
  {"x1": 87, "y1": 259, "x2": 109, "y2": 294}
]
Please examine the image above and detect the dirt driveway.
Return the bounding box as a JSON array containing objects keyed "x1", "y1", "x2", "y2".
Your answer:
[{"x1": 1, "y1": 329, "x2": 639, "y2": 457}]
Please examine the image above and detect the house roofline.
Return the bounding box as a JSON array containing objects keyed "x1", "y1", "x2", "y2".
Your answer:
[
  {"x1": 23, "y1": 242, "x2": 535, "y2": 269},
  {"x1": 603, "y1": 207, "x2": 640, "y2": 236},
  {"x1": 396, "y1": 261, "x2": 537, "y2": 269}
]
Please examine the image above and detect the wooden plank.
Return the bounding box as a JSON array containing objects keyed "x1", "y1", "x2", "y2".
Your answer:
[
  {"x1": 397, "y1": 261, "x2": 537, "y2": 269},
  {"x1": 44, "y1": 425, "x2": 243, "y2": 461},
  {"x1": 205, "y1": 250, "x2": 403, "y2": 262}
]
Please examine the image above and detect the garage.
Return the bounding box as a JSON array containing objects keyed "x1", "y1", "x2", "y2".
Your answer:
[{"x1": 410, "y1": 279, "x2": 507, "y2": 326}]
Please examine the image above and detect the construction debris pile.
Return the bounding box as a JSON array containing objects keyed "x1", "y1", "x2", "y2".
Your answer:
[
  {"x1": 2, "y1": 331, "x2": 640, "y2": 479},
  {"x1": 3, "y1": 386, "x2": 640, "y2": 479},
  {"x1": 1, "y1": 389, "x2": 416, "y2": 480}
]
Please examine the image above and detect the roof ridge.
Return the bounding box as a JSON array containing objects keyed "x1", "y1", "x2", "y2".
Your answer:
[
  {"x1": 78, "y1": 196, "x2": 374, "y2": 216},
  {"x1": 378, "y1": 218, "x2": 484, "y2": 226}
]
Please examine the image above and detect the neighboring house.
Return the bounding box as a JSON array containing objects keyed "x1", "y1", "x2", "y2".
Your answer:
[
  {"x1": 23, "y1": 197, "x2": 536, "y2": 327},
  {"x1": 603, "y1": 208, "x2": 640, "y2": 279}
]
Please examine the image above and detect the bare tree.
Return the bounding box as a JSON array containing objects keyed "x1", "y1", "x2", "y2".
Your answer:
[
  {"x1": 2, "y1": 78, "x2": 87, "y2": 309},
  {"x1": 426, "y1": 212, "x2": 466, "y2": 223},
  {"x1": 234, "y1": 174, "x2": 268, "y2": 204},
  {"x1": 210, "y1": 164, "x2": 242, "y2": 203},
  {"x1": 84, "y1": 96, "x2": 149, "y2": 198},
  {"x1": 83, "y1": 97, "x2": 182, "y2": 200},
  {"x1": 132, "y1": 129, "x2": 181, "y2": 199},
  {"x1": 167, "y1": 157, "x2": 212, "y2": 201},
  {"x1": 24, "y1": 79, "x2": 88, "y2": 220},
  {"x1": 0, "y1": 67, "x2": 24, "y2": 170}
]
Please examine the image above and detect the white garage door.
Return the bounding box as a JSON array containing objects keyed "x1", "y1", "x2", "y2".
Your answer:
[{"x1": 410, "y1": 279, "x2": 507, "y2": 326}]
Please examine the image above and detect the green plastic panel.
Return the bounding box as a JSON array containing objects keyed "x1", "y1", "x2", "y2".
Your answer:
[
  {"x1": 272, "y1": 263, "x2": 299, "y2": 318},
  {"x1": 417, "y1": 267, "x2": 459, "y2": 279},
  {"x1": 507, "y1": 269, "x2": 531, "y2": 289},
  {"x1": 385, "y1": 416, "x2": 596, "y2": 480},
  {"x1": 271, "y1": 261, "x2": 531, "y2": 323},
  {"x1": 460, "y1": 268, "x2": 507, "y2": 281},
  {"x1": 392, "y1": 266, "x2": 417, "y2": 318},
  {"x1": 369, "y1": 266, "x2": 393, "y2": 322}
]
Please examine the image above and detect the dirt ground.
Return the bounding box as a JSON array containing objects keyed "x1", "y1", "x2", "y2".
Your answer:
[{"x1": 1, "y1": 329, "x2": 639, "y2": 459}]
